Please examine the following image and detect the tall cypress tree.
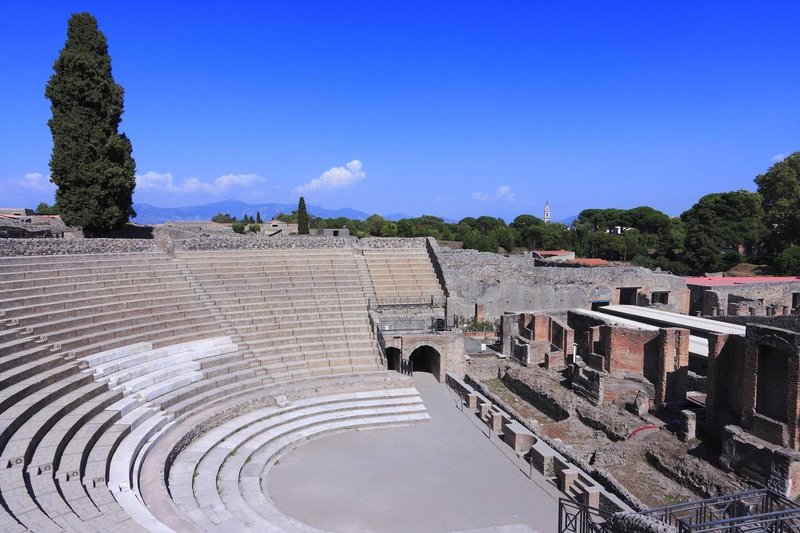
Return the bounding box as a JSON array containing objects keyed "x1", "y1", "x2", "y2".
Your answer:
[
  {"x1": 297, "y1": 197, "x2": 310, "y2": 234},
  {"x1": 46, "y1": 13, "x2": 136, "y2": 235}
]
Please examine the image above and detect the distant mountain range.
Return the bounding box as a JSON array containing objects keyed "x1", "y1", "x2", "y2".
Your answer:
[
  {"x1": 132, "y1": 200, "x2": 372, "y2": 225},
  {"x1": 131, "y1": 199, "x2": 572, "y2": 226}
]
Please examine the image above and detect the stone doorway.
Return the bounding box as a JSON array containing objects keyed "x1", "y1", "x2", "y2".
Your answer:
[
  {"x1": 409, "y1": 345, "x2": 442, "y2": 381},
  {"x1": 385, "y1": 347, "x2": 401, "y2": 371}
]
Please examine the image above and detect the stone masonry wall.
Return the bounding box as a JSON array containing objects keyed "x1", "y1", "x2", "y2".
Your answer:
[
  {"x1": 696, "y1": 282, "x2": 800, "y2": 316},
  {"x1": 0, "y1": 238, "x2": 162, "y2": 256},
  {"x1": 436, "y1": 248, "x2": 690, "y2": 321}
]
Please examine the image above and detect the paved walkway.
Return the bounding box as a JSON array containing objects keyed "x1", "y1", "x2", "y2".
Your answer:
[{"x1": 267, "y1": 372, "x2": 560, "y2": 532}]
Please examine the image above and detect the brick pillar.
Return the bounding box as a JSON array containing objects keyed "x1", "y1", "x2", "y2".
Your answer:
[
  {"x1": 600, "y1": 325, "x2": 613, "y2": 373},
  {"x1": 742, "y1": 337, "x2": 758, "y2": 426},
  {"x1": 655, "y1": 328, "x2": 690, "y2": 405},
  {"x1": 705, "y1": 333, "x2": 727, "y2": 437},
  {"x1": 563, "y1": 327, "x2": 575, "y2": 365},
  {"x1": 532, "y1": 314, "x2": 550, "y2": 343},
  {"x1": 789, "y1": 351, "x2": 800, "y2": 450},
  {"x1": 501, "y1": 313, "x2": 516, "y2": 357}
]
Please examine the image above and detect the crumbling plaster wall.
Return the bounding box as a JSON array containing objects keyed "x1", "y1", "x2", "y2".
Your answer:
[
  {"x1": 693, "y1": 282, "x2": 800, "y2": 316},
  {"x1": 436, "y1": 249, "x2": 689, "y2": 321}
]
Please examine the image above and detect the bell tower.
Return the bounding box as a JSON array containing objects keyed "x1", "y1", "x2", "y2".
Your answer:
[{"x1": 544, "y1": 201, "x2": 551, "y2": 224}]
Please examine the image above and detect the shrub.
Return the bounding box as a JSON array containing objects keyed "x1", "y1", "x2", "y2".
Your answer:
[
  {"x1": 775, "y1": 246, "x2": 800, "y2": 275},
  {"x1": 231, "y1": 222, "x2": 246, "y2": 234},
  {"x1": 249, "y1": 223, "x2": 261, "y2": 233}
]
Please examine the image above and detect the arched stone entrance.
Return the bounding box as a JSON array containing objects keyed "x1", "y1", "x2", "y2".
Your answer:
[
  {"x1": 385, "y1": 347, "x2": 401, "y2": 371},
  {"x1": 409, "y1": 345, "x2": 441, "y2": 381}
]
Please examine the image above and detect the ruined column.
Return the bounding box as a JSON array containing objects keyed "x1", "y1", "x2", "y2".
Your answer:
[{"x1": 655, "y1": 328, "x2": 690, "y2": 406}]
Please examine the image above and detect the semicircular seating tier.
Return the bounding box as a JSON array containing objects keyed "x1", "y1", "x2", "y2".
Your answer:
[{"x1": 0, "y1": 244, "x2": 442, "y2": 531}]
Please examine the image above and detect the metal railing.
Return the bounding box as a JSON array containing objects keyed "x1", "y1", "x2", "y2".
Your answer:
[
  {"x1": 368, "y1": 295, "x2": 446, "y2": 311},
  {"x1": 378, "y1": 316, "x2": 456, "y2": 334},
  {"x1": 559, "y1": 499, "x2": 613, "y2": 533},
  {"x1": 400, "y1": 358, "x2": 413, "y2": 376},
  {"x1": 639, "y1": 488, "x2": 800, "y2": 532}
]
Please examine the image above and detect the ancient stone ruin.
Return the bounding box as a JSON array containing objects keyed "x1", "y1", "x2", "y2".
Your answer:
[{"x1": 1, "y1": 232, "x2": 799, "y2": 532}]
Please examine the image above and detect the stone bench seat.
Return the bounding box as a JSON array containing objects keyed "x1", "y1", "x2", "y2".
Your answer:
[
  {"x1": 0, "y1": 378, "x2": 107, "y2": 464},
  {"x1": 28, "y1": 388, "x2": 122, "y2": 482},
  {"x1": 216, "y1": 293, "x2": 366, "y2": 309},
  {"x1": 85, "y1": 337, "x2": 236, "y2": 380},
  {"x1": 228, "y1": 311, "x2": 367, "y2": 329},
  {"x1": 169, "y1": 389, "x2": 427, "y2": 530},
  {"x1": 0, "y1": 363, "x2": 83, "y2": 416},
  {"x1": 190, "y1": 267, "x2": 360, "y2": 279},
  {"x1": 0, "y1": 467, "x2": 65, "y2": 532},
  {"x1": 53, "y1": 315, "x2": 224, "y2": 363},
  {"x1": 243, "y1": 333, "x2": 373, "y2": 354},
  {"x1": 218, "y1": 300, "x2": 366, "y2": 318},
  {"x1": 196, "y1": 356, "x2": 256, "y2": 379},
  {"x1": 0, "y1": 266, "x2": 186, "y2": 292},
  {"x1": 0, "y1": 272, "x2": 192, "y2": 303},
  {"x1": 0, "y1": 371, "x2": 96, "y2": 459},
  {"x1": 231, "y1": 317, "x2": 364, "y2": 335},
  {"x1": 187, "y1": 267, "x2": 361, "y2": 279},
  {"x1": 0, "y1": 260, "x2": 181, "y2": 282},
  {"x1": 0, "y1": 251, "x2": 170, "y2": 267},
  {"x1": 0, "y1": 384, "x2": 118, "y2": 531},
  {"x1": 196, "y1": 282, "x2": 363, "y2": 298},
  {"x1": 0, "y1": 280, "x2": 199, "y2": 319},
  {"x1": 44, "y1": 309, "x2": 216, "y2": 352},
  {"x1": 233, "y1": 318, "x2": 368, "y2": 336},
  {"x1": 0, "y1": 353, "x2": 66, "y2": 387},
  {"x1": 7, "y1": 294, "x2": 208, "y2": 333},
  {"x1": 253, "y1": 348, "x2": 377, "y2": 372},
  {"x1": 237, "y1": 410, "x2": 424, "y2": 530},
  {"x1": 82, "y1": 406, "x2": 161, "y2": 491},
  {"x1": 157, "y1": 371, "x2": 272, "y2": 417}
]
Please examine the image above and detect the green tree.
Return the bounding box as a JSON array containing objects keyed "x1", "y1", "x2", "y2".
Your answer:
[
  {"x1": 755, "y1": 152, "x2": 800, "y2": 252},
  {"x1": 36, "y1": 202, "x2": 59, "y2": 215},
  {"x1": 211, "y1": 212, "x2": 236, "y2": 223},
  {"x1": 775, "y1": 246, "x2": 800, "y2": 275},
  {"x1": 256, "y1": 211, "x2": 263, "y2": 224},
  {"x1": 45, "y1": 13, "x2": 135, "y2": 235},
  {"x1": 380, "y1": 221, "x2": 398, "y2": 237},
  {"x1": 297, "y1": 197, "x2": 309, "y2": 234},
  {"x1": 681, "y1": 190, "x2": 766, "y2": 267},
  {"x1": 364, "y1": 214, "x2": 386, "y2": 236}
]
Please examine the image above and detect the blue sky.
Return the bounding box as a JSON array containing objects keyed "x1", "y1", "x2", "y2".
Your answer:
[{"x1": 1, "y1": 1, "x2": 798, "y2": 222}]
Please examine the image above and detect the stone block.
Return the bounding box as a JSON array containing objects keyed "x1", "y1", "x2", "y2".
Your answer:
[{"x1": 502, "y1": 421, "x2": 535, "y2": 454}]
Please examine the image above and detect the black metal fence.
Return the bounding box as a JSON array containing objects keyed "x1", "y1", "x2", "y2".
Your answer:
[
  {"x1": 558, "y1": 499, "x2": 612, "y2": 533},
  {"x1": 368, "y1": 295, "x2": 446, "y2": 311},
  {"x1": 400, "y1": 358, "x2": 413, "y2": 376},
  {"x1": 639, "y1": 488, "x2": 800, "y2": 532},
  {"x1": 378, "y1": 316, "x2": 456, "y2": 334}
]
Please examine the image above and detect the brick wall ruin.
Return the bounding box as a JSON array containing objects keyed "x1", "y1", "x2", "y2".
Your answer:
[{"x1": 705, "y1": 323, "x2": 800, "y2": 497}]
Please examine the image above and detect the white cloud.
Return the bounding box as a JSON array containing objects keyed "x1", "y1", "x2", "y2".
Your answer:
[
  {"x1": 135, "y1": 171, "x2": 263, "y2": 194},
  {"x1": 18, "y1": 172, "x2": 55, "y2": 192},
  {"x1": 770, "y1": 153, "x2": 787, "y2": 164},
  {"x1": 295, "y1": 160, "x2": 365, "y2": 194},
  {"x1": 472, "y1": 185, "x2": 515, "y2": 202}
]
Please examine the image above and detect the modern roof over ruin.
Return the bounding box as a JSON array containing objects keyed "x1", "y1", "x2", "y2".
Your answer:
[{"x1": 598, "y1": 305, "x2": 746, "y2": 337}]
